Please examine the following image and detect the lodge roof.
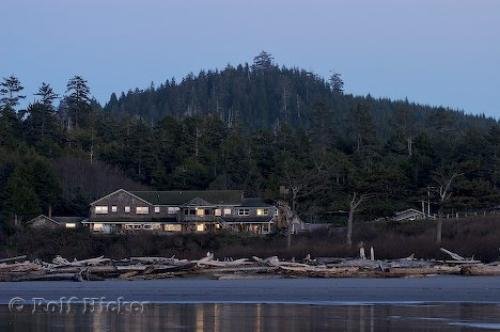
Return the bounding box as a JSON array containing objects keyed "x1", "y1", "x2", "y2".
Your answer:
[
  {"x1": 241, "y1": 198, "x2": 272, "y2": 207},
  {"x1": 129, "y1": 190, "x2": 244, "y2": 206}
]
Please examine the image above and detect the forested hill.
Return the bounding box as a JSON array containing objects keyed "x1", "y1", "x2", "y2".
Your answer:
[
  {"x1": 104, "y1": 51, "x2": 494, "y2": 136},
  {"x1": 1, "y1": 52, "x2": 500, "y2": 229}
]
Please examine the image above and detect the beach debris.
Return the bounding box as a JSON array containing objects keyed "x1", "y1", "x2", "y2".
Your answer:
[
  {"x1": 440, "y1": 248, "x2": 465, "y2": 261},
  {"x1": 0, "y1": 248, "x2": 495, "y2": 282},
  {"x1": 439, "y1": 248, "x2": 481, "y2": 264},
  {"x1": 0, "y1": 255, "x2": 27, "y2": 264}
]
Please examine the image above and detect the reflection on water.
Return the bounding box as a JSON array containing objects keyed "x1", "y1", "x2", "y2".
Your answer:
[{"x1": 2, "y1": 303, "x2": 500, "y2": 331}]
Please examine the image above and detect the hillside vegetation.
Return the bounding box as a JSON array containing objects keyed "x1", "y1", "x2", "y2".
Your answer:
[{"x1": 1, "y1": 52, "x2": 500, "y2": 230}]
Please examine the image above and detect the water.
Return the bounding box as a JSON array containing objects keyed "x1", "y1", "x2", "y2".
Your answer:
[
  {"x1": 2, "y1": 302, "x2": 500, "y2": 331},
  {"x1": 1, "y1": 277, "x2": 500, "y2": 331}
]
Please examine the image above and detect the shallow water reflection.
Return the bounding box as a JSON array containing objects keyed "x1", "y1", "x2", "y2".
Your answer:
[{"x1": 2, "y1": 303, "x2": 500, "y2": 331}]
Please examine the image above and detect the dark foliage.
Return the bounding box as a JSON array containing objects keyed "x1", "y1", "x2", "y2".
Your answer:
[
  {"x1": 1, "y1": 55, "x2": 500, "y2": 230},
  {"x1": 2, "y1": 216, "x2": 500, "y2": 262}
]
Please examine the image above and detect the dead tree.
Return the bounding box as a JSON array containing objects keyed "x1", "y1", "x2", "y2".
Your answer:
[
  {"x1": 347, "y1": 193, "x2": 370, "y2": 247},
  {"x1": 433, "y1": 172, "x2": 463, "y2": 244},
  {"x1": 276, "y1": 201, "x2": 303, "y2": 249}
]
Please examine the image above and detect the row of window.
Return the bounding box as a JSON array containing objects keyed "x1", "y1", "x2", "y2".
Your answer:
[
  {"x1": 94, "y1": 205, "x2": 269, "y2": 216},
  {"x1": 95, "y1": 206, "x2": 181, "y2": 215}
]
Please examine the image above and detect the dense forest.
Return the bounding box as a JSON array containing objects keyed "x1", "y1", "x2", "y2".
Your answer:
[{"x1": 1, "y1": 52, "x2": 500, "y2": 231}]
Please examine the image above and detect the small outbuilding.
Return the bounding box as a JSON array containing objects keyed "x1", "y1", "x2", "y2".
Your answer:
[
  {"x1": 26, "y1": 215, "x2": 87, "y2": 229},
  {"x1": 391, "y1": 208, "x2": 428, "y2": 222}
]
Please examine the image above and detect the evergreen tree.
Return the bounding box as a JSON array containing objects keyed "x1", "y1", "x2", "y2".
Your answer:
[
  {"x1": 0, "y1": 75, "x2": 25, "y2": 109},
  {"x1": 329, "y1": 72, "x2": 344, "y2": 94},
  {"x1": 4, "y1": 166, "x2": 41, "y2": 223},
  {"x1": 35, "y1": 82, "x2": 59, "y2": 109},
  {"x1": 65, "y1": 75, "x2": 91, "y2": 128},
  {"x1": 252, "y1": 51, "x2": 274, "y2": 71}
]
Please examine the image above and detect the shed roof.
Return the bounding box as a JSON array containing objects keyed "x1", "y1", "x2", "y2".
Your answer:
[{"x1": 27, "y1": 215, "x2": 86, "y2": 225}]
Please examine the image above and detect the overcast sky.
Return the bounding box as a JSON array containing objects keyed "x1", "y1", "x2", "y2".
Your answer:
[{"x1": 2, "y1": 0, "x2": 499, "y2": 116}]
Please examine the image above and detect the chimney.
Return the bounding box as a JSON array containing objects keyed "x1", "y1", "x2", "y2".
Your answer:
[{"x1": 48, "y1": 205, "x2": 52, "y2": 219}]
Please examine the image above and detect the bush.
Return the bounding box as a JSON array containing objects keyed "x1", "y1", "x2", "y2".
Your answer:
[{"x1": 1, "y1": 216, "x2": 500, "y2": 262}]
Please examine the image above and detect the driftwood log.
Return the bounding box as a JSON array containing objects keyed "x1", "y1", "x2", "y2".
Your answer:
[{"x1": 0, "y1": 248, "x2": 495, "y2": 282}]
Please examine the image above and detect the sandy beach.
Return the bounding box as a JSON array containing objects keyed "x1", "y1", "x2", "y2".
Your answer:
[{"x1": 1, "y1": 276, "x2": 500, "y2": 304}]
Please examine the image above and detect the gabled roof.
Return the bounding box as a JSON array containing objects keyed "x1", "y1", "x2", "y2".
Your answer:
[
  {"x1": 27, "y1": 215, "x2": 60, "y2": 225},
  {"x1": 90, "y1": 189, "x2": 151, "y2": 206},
  {"x1": 130, "y1": 190, "x2": 244, "y2": 206},
  {"x1": 394, "y1": 208, "x2": 424, "y2": 216},
  {"x1": 27, "y1": 215, "x2": 86, "y2": 225}
]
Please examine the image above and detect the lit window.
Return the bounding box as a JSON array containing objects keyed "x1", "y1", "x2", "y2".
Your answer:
[
  {"x1": 214, "y1": 209, "x2": 222, "y2": 216},
  {"x1": 95, "y1": 206, "x2": 108, "y2": 214},
  {"x1": 154, "y1": 206, "x2": 160, "y2": 213},
  {"x1": 65, "y1": 223, "x2": 76, "y2": 229},
  {"x1": 93, "y1": 223, "x2": 104, "y2": 231},
  {"x1": 238, "y1": 208, "x2": 250, "y2": 216},
  {"x1": 164, "y1": 224, "x2": 182, "y2": 232},
  {"x1": 196, "y1": 208, "x2": 205, "y2": 217},
  {"x1": 111, "y1": 206, "x2": 117, "y2": 213},
  {"x1": 256, "y1": 208, "x2": 269, "y2": 216},
  {"x1": 196, "y1": 223, "x2": 205, "y2": 232},
  {"x1": 124, "y1": 206, "x2": 131, "y2": 213},
  {"x1": 223, "y1": 208, "x2": 232, "y2": 216},
  {"x1": 168, "y1": 207, "x2": 180, "y2": 214},
  {"x1": 136, "y1": 207, "x2": 149, "y2": 214}
]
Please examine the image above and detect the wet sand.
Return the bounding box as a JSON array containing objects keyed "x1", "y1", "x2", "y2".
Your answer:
[
  {"x1": 2, "y1": 302, "x2": 500, "y2": 331},
  {"x1": 1, "y1": 276, "x2": 500, "y2": 304}
]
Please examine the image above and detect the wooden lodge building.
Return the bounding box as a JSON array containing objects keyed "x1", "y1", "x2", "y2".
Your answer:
[{"x1": 81, "y1": 189, "x2": 278, "y2": 235}]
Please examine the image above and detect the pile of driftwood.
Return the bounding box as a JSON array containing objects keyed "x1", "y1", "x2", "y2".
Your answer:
[{"x1": 1, "y1": 248, "x2": 500, "y2": 282}]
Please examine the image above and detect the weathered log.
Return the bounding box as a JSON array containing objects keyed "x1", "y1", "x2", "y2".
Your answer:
[
  {"x1": 195, "y1": 252, "x2": 215, "y2": 265},
  {"x1": 197, "y1": 258, "x2": 250, "y2": 268},
  {"x1": 253, "y1": 256, "x2": 310, "y2": 268},
  {"x1": 461, "y1": 265, "x2": 500, "y2": 276},
  {"x1": 440, "y1": 248, "x2": 465, "y2": 261},
  {"x1": 194, "y1": 266, "x2": 277, "y2": 274},
  {"x1": 436, "y1": 260, "x2": 481, "y2": 265},
  {"x1": 144, "y1": 263, "x2": 196, "y2": 274},
  {"x1": 129, "y1": 256, "x2": 190, "y2": 265},
  {"x1": 52, "y1": 255, "x2": 110, "y2": 267},
  {"x1": 116, "y1": 265, "x2": 149, "y2": 271},
  {"x1": 0, "y1": 255, "x2": 27, "y2": 264},
  {"x1": 0, "y1": 261, "x2": 45, "y2": 273}
]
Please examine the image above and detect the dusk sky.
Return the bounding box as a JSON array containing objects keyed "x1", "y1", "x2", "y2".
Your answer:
[{"x1": 2, "y1": 0, "x2": 499, "y2": 116}]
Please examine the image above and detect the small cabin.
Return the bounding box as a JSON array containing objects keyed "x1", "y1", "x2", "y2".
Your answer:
[
  {"x1": 26, "y1": 215, "x2": 86, "y2": 229},
  {"x1": 391, "y1": 209, "x2": 427, "y2": 222}
]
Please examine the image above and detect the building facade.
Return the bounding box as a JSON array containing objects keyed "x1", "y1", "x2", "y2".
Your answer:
[{"x1": 83, "y1": 189, "x2": 278, "y2": 235}]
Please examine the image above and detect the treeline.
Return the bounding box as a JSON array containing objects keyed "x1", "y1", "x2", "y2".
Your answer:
[{"x1": 1, "y1": 52, "x2": 500, "y2": 231}]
